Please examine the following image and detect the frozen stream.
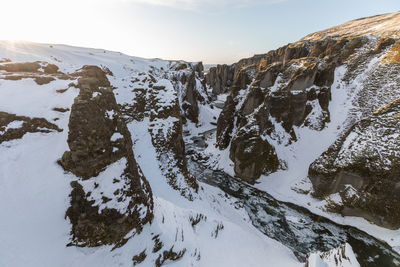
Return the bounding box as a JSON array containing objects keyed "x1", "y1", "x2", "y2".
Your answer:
[{"x1": 186, "y1": 132, "x2": 400, "y2": 266}]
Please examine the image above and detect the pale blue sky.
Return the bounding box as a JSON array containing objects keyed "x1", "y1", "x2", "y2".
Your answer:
[{"x1": 1, "y1": 0, "x2": 399, "y2": 63}]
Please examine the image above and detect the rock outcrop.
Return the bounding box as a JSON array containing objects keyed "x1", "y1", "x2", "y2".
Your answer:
[
  {"x1": 305, "y1": 23, "x2": 400, "y2": 227},
  {"x1": 230, "y1": 126, "x2": 279, "y2": 183},
  {"x1": 309, "y1": 96, "x2": 400, "y2": 229},
  {"x1": 60, "y1": 66, "x2": 153, "y2": 246},
  {"x1": 305, "y1": 243, "x2": 360, "y2": 267},
  {"x1": 121, "y1": 63, "x2": 201, "y2": 199},
  {"x1": 205, "y1": 64, "x2": 234, "y2": 94},
  {"x1": 211, "y1": 43, "x2": 338, "y2": 182},
  {"x1": 182, "y1": 71, "x2": 202, "y2": 124},
  {"x1": 148, "y1": 79, "x2": 199, "y2": 199},
  {"x1": 208, "y1": 11, "x2": 400, "y2": 227},
  {"x1": 0, "y1": 112, "x2": 62, "y2": 144},
  {"x1": 0, "y1": 61, "x2": 66, "y2": 84}
]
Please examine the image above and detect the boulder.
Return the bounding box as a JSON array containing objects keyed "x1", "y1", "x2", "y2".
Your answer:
[{"x1": 230, "y1": 128, "x2": 279, "y2": 184}]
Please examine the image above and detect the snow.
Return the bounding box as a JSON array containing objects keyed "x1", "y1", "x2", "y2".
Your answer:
[
  {"x1": 200, "y1": 49, "x2": 400, "y2": 253},
  {"x1": 110, "y1": 132, "x2": 123, "y2": 141},
  {"x1": 152, "y1": 79, "x2": 176, "y2": 108},
  {"x1": 2, "y1": 120, "x2": 24, "y2": 132},
  {"x1": 301, "y1": 11, "x2": 400, "y2": 41},
  {"x1": 308, "y1": 254, "x2": 329, "y2": 267},
  {"x1": 0, "y1": 78, "x2": 77, "y2": 123},
  {"x1": 245, "y1": 56, "x2": 400, "y2": 251},
  {"x1": 92, "y1": 91, "x2": 101, "y2": 98},
  {"x1": 105, "y1": 110, "x2": 115, "y2": 118},
  {"x1": 0, "y1": 74, "x2": 78, "y2": 267},
  {"x1": 0, "y1": 41, "x2": 303, "y2": 267},
  {"x1": 0, "y1": 40, "x2": 170, "y2": 76},
  {"x1": 79, "y1": 158, "x2": 133, "y2": 214},
  {"x1": 307, "y1": 243, "x2": 360, "y2": 267},
  {"x1": 185, "y1": 102, "x2": 220, "y2": 136}
]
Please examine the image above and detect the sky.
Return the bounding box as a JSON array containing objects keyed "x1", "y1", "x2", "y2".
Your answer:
[{"x1": 1, "y1": 0, "x2": 399, "y2": 64}]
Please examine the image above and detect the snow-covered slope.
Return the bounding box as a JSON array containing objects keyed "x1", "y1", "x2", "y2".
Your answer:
[
  {"x1": 306, "y1": 243, "x2": 360, "y2": 267},
  {"x1": 2, "y1": 11, "x2": 400, "y2": 267},
  {"x1": 203, "y1": 11, "x2": 400, "y2": 253},
  {"x1": 0, "y1": 41, "x2": 301, "y2": 267}
]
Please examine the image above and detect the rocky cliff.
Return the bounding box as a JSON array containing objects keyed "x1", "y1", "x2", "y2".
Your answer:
[
  {"x1": 2, "y1": 11, "x2": 400, "y2": 267},
  {"x1": 206, "y1": 11, "x2": 400, "y2": 227},
  {"x1": 2, "y1": 42, "x2": 304, "y2": 267}
]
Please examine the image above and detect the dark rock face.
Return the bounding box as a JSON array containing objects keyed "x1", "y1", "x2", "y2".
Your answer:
[
  {"x1": 216, "y1": 95, "x2": 236, "y2": 149},
  {"x1": 172, "y1": 62, "x2": 207, "y2": 124},
  {"x1": 210, "y1": 31, "x2": 399, "y2": 189},
  {"x1": 205, "y1": 64, "x2": 234, "y2": 94},
  {"x1": 194, "y1": 61, "x2": 204, "y2": 77},
  {"x1": 66, "y1": 178, "x2": 152, "y2": 247},
  {"x1": 182, "y1": 71, "x2": 201, "y2": 123},
  {"x1": 215, "y1": 68, "x2": 254, "y2": 150},
  {"x1": 123, "y1": 67, "x2": 200, "y2": 199},
  {"x1": 232, "y1": 68, "x2": 252, "y2": 90},
  {"x1": 230, "y1": 128, "x2": 279, "y2": 184},
  {"x1": 60, "y1": 66, "x2": 124, "y2": 178},
  {"x1": 147, "y1": 80, "x2": 199, "y2": 199},
  {"x1": 254, "y1": 62, "x2": 282, "y2": 89},
  {"x1": 231, "y1": 102, "x2": 280, "y2": 182},
  {"x1": 60, "y1": 66, "x2": 153, "y2": 246},
  {"x1": 240, "y1": 86, "x2": 265, "y2": 116},
  {"x1": 286, "y1": 61, "x2": 319, "y2": 91},
  {"x1": 309, "y1": 97, "x2": 400, "y2": 229},
  {"x1": 212, "y1": 42, "x2": 338, "y2": 181}
]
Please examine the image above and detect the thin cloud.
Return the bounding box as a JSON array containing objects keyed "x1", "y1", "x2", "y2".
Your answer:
[{"x1": 125, "y1": 0, "x2": 286, "y2": 10}]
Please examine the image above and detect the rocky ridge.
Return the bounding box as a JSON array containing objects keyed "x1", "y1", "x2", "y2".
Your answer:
[
  {"x1": 205, "y1": 11, "x2": 400, "y2": 227},
  {"x1": 2, "y1": 11, "x2": 400, "y2": 267},
  {"x1": 3, "y1": 43, "x2": 296, "y2": 267}
]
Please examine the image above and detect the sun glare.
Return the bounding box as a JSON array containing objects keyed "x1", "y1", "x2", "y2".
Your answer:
[{"x1": 1, "y1": 0, "x2": 167, "y2": 61}]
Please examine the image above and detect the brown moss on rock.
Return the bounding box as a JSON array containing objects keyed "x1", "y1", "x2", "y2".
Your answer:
[
  {"x1": 216, "y1": 94, "x2": 236, "y2": 149},
  {"x1": 155, "y1": 246, "x2": 186, "y2": 267},
  {"x1": 0, "y1": 61, "x2": 60, "y2": 74},
  {"x1": 66, "y1": 181, "x2": 143, "y2": 247},
  {"x1": 381, "y1": 40, "x2": 400, "y2": 64},
  {"x1": 0, "y1": 112, "x2": 62, "y2": 144},
  {"x1": 34, "y1": 76, "x2": 55, "y2": 85},
  {"x1": 370, "y1": 38, "x2": 396, "y2": 54},
  {"x1": 0, "y1": 62, "x2": 41, "y2": 72},
  {"x1": 119, "y1": 71, "x2": 199, "y2": 199},
  {"x1": 132, "y1": 250, "x2": 147, "y2": 265},
  {"x1": 2, "y1": 74, "x2": 56, "y2": 85},
  {"x1": 182, "y1": 71, "x2": 201, "y2": 123},
  {"x1": 230, "y1": 129, "x2": 279, "y2": 184},
  {"x1": 60, "y1": 65, "x2": 153, "y2": 246},
  {"x1": 309, "y1": 100, "x2": 400, "y2": 228}
]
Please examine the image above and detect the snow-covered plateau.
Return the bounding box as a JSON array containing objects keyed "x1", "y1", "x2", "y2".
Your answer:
[{"x1": 1, "y1": 10, "x2": 400, "y2": 267}]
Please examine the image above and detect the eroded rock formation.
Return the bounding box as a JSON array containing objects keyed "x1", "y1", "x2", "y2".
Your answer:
[
  {"x1": 207, "y1": 12, "x2": 400, "y2": 227},
  {"x1": 60, "y1": 66, "x2": 153, "y2": 246}
]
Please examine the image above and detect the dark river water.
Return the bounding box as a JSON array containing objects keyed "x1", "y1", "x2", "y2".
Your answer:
[{"x1": 186, "y1": 133, "x2": 400, "y2": 267}]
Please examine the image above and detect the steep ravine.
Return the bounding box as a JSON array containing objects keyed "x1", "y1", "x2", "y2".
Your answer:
[
  {"x1": 205, "y1": 11, "x2": 400, "y2": 230},
  {"x1": 186, "y1": 132, "x2": 400, "y2": 266},
  {"x1": 2, "y1": 11, "x2": 400, "y2": 267}
]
